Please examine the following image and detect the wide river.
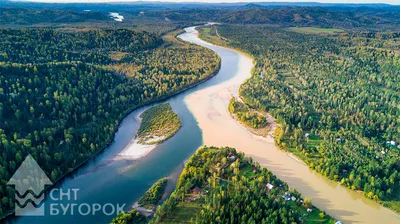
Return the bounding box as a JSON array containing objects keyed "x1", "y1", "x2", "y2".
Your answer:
[{"x1": 6, "y1": 27, "x2": 400, "y2": 224}]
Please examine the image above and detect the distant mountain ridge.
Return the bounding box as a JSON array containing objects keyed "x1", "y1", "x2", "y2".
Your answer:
[
  {"x1": 0, "y1": 7, "x2": 109, "y2": 25},
  {"x1": 144, "y1": 7, "x2": 400, "y2": 27},
  {"x1": 1, "y1": 2, "x2": 400, "y2": 28},
  {"x1": 1, "y1": 1, "x2": 399, "y2": 11}
]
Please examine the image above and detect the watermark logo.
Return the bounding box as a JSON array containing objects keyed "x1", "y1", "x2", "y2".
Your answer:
[
  {"x1": 7, "y1": 154, "x2": 52, "y2": 216},
  {"x1": 7, "y1": 154, "x2": 125, "y2": 217}
]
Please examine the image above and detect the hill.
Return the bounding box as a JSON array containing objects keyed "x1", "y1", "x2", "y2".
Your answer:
[{"x1": 0, "y1": 8, "x2": 109, "y2": 25}]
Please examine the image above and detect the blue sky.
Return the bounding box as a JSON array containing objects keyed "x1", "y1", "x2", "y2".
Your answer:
[{"x1": 12, "y1": 0, "x2": 400, "y2": 4}]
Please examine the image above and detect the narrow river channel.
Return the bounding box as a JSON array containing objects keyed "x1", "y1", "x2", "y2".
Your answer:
[{"x1": 5, "y1": 26, "x2": 400, "y2": 224}]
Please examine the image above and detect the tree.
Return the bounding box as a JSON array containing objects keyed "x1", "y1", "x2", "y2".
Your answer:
[{"x1": 304, "y1": 197, "x2": 312, "y2": 208}]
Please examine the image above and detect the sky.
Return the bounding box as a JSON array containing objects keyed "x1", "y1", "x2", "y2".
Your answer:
[{"x1": 9, "y1": 0, "x2": 400, "y2": 5}]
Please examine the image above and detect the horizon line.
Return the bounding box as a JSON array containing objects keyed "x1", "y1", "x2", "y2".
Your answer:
[{"x1": 7, "y1": 0, "x2": 400, "y2": 6}]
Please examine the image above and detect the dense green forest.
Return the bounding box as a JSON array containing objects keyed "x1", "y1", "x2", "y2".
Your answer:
[
  {"x1": 152, "y1": 147, "x2": 335, "y2": 224},
  {"x1": 0, "y1": 29, "x2": 162, "y2": 64},
  {"x1": 200, "y1": 24, "x2": 400, "y2": 212},
  {"x1": 0, "y1": 8, "x2": 109, "y2": 25},
  {"x1": 0, "y1": 28, "x2": 220, "y2": 217},
  {"x1": 137, "y1": 103, "x2": 181, "y2": 145}
]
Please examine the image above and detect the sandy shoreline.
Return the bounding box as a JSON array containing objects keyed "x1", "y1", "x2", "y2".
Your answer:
[{"x1": 113, "y1": 112, "x2": 157, "y2": 161}]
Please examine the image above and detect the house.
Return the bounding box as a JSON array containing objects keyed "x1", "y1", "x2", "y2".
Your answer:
[
  {"x1": 291, "y1": 196, "x2": 297, "y2": 201},
  {"x1": 336, "y1": 138, "x2": 342, "y2": 142},
  {"x1": 381, "y1": 150, "x2": 386, "y2": 155},
  {"x1": 192, "y1": 186, "x2": 201, "y2": 195},
  {"x1": 307, "y1": 208, "x2": 313, "y2": 213},
  {"x1": 305, "y1": 133, "x2": 310, "y2": 138},
  {"x1": 284, "y1": 191, "x2": 291, "y2": 196},
  {"x1": 335, "y1": 221, "x2": 343, "y2": 224},
  {"x1": 253, "y1": 169, "x2": 257, "y2": 174},
  {"x1": 229, "y1": 155, "x2": 236, "y2": 161},
  {"x1": 266, "y1": 183, "x2": 274, "y2": 190}
]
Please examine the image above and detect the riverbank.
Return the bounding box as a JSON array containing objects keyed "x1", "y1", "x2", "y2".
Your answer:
[{"x1": 182, "y1": 25, "x2": 400, "y2": 223}]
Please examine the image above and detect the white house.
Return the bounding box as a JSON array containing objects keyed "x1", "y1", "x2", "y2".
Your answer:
[{"x1": 266, "y1": 183, "x2": 274, "y2": 190}]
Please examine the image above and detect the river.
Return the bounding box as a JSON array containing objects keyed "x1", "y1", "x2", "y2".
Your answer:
[{"x1": 5, "y1": 26, "x2": 400, "y2": 224}]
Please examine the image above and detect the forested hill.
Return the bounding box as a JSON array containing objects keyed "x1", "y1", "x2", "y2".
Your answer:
[
  {"x1": 0, "y1": 8, "x2": 109, "y2": 25},
  {"x1": 2, "y1": 5, "x2": 400, "y2": 29},
  {"x1": 0, "y1": 28, "x2": 220, "y2": 218},
  {"x1": 0, "y1": 29, "x2": 162, "y2": 64},
  {"x1": 142, "y1": 7, "x2": 400, "y2": 28}
]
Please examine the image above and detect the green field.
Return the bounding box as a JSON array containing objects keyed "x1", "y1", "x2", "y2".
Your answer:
[
  {"x1": 197, "y1": 26, "x2": 229, "y2": 47},
  {"x1": 287, "y1": 27, "x2": 344, "y2": 34}
]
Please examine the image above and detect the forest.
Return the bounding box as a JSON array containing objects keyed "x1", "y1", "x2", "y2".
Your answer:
[
  {"x1": 201, "y1": 24, "x2": 400, "y2": 212},
  {"x1": 152, "y1": 146, "x2": 335, "y2": 224},
  {"x1": 0, "y1": 27, "x2": 220, "y2": 217}
]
